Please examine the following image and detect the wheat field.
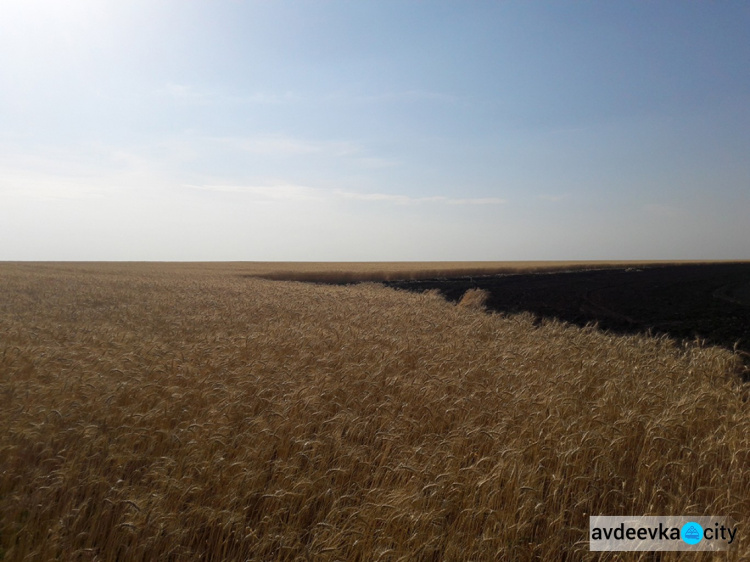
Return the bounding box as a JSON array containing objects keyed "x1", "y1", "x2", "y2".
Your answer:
[{"x1": 1, "y1": 263, "x2": 748, "y2": 561}]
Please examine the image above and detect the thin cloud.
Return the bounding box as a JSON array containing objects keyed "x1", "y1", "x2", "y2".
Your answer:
[
  {"x1": 0, "y1": 149, "x2": 140, "y2": 201},
  {"x1": 537, "y1": 194, "x2": 568, "y2": 202},
  {"x1": 175, "y1": 133, "x2": 397, "y2": 166},
  {"x1": 185, "y1": 183, "x2": 323, "y2": 201},
  {"x1": 185, "y1": 183, "x2": 505, "y2": 206},
  {"x1": 158, "y1": 83, "x2": 210, "y2": 103},
  {"x1": 158, "y1": 84, "x2": 301, "y2": 105},
  {"x1": 353, "y1": 156, "x2": 398, "y2": 169},
  {"x1": 0, "y1": 171, "x2": 108, "y2": 201},
  {"x1": 335, "y1": 190, "x2": 506, "y2": 205},
  {"x1": 327, "y1": 90, "x2": 458, "y2": 104},
  {"x1": 210, "y1": 135, "x2": 361, "y2": 157}
]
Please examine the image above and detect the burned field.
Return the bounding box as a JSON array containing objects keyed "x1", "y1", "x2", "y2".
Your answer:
[{"x1": 385, "y1": 262, "x2": 750, "y2": 359}]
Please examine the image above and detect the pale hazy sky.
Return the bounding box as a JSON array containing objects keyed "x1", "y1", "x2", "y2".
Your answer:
[{"x1": 1, "y1": 1, "x2": 749, "y2": 261}]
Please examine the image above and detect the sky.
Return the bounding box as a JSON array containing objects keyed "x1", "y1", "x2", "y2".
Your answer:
[{"x1": 1, "y1": 0, "x2": 749, "y2": 261}]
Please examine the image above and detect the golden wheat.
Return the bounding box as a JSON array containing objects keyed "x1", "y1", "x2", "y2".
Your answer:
[{"x1": 0, "y1": 263, "x2": 748, "y2": 561}]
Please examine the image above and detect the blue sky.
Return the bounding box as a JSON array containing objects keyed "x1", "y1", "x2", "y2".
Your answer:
[{"x1": 1, "y1": 1, "x2": 749, "y2": 260}]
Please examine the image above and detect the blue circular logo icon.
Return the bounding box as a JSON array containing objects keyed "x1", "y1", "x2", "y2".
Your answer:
[{"x1": 681, "y1": 522, "x2": 703, "y2": 545}]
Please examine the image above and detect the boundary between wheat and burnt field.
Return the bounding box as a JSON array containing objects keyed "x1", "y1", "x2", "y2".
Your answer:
[{"x1": 247, "y1": 261, "x2": 750, "y2": 380}]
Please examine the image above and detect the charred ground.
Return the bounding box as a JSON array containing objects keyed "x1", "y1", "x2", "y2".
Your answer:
[{"x1": 383, "y1": 262, "x2": 750, "y2": 361}]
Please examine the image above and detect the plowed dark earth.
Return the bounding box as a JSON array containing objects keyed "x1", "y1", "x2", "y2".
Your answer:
[{"x1": 383, "y1": 262, "x2": 750, "y2": 366}]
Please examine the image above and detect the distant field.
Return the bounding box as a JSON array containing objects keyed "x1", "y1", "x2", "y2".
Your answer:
[
  {"x1": 1, "y1": 263, "x2": 748, "y2": 560},
  {"x1": 2, "y1": 259, "x2": 731, "y2": 283}
]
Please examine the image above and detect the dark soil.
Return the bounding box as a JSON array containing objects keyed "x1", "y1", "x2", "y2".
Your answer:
[{"x1": 383, "y1": 262, "x2": 750, "y2": 363}]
